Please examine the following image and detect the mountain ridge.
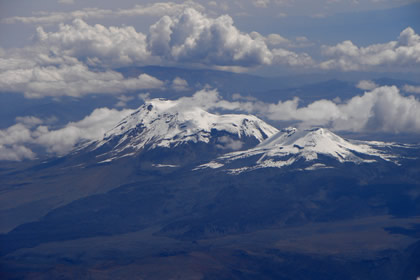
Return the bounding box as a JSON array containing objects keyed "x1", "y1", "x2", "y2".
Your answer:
[
  {"x1": 86, "y1": 98, "x2": 278, "y2": 163},
  {"x1": 197, "y1": 127, "x2": 405, "y2": 174}
]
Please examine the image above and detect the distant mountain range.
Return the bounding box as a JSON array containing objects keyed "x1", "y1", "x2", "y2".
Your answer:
[
  {"x1": 68, "y1": 98, "x2": 413, "y2": 174},
  {"x1": 1, "y1": 79, "x2": 420, "y2": 280}
]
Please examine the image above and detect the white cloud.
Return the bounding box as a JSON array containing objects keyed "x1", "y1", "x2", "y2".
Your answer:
[
  {"x1": 2, "y1": 85, "x2": 420, "y2": 161},
  {"x1": 261, "y1": 86, "x2": 420, "y2": 133},
  {"x1": 0, "y1": 60, "x2": 164, "y2": 98},
  {"x1": 35, "y1": 107, "x2": 134, "y2": 154},
  {"x1": 403, "y1": 85, "x2": 420, "y2": 94},
  {"x1": 0, "y1": 123, "x2": 37, "y2": 161},
  {"x1": 115, "y1": 95, "x2": 135, "y2": 107},
  {"x1": 58, "y1": 0, "x2": 75, "y2": 5},
  {"x1": 0, "y1": 145, "x2": 36, "y2": 161},
  {"x1": 217, "y1": 136, "x2": 244, "y2": 150},
  {"x1": 15, "y1": 116, "x2": 44, "y2": 127},
  {"x1": 253, "y1": 0, "x2": 271, "y2": 8},
  {"x1": 179, "y1": 86, "x2": 420, "y2": 134},
  {"x1": 0, "y1": 19, "x2": 167, "y2": 98},
  {"x1": 146, "y1": 8, "x2": 312, "y2": 68},
  {"x1": 320, "y1": 27, "x2": 420, "y2": 71},
  {"x1": 147, "y1": 8, "x2": 273, "y2": 67},
  {"x1": 0, "y1": 123, "x2": 34, "y2": 147},
  {"x1": 250, "y1": 31, "x2": 314, "y2": 50},
  {"x1": 35, "y1": 19, "x2": 153, "y2": 68},
  {"x1": 2, "y1": 2, "x2": 204, "y2": 25},
  {"x1": 272, "y1": 48, "x2": 314, "y2": 66},
  {"x1": 250, "y1": 32, "x2": 290, "y2": 47},
  {"x1": 138, "y1": 92, "x2": 151, "y2": 101},
  {"x1": 171, "y1": 77, "x2": 189, "y2": 91},
  {"x1": 0, "y1": 108, "x2": 134, "y2": 160},
  {"x1": 356, "y1": 80, "x2": 378, "y2": 90},
  {"x1": 0, "y1": 11, "x2": 313, "y2": 99}
]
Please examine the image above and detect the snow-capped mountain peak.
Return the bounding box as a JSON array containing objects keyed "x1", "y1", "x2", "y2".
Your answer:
[
  {"x1": 92, "y1": 98, "x2": 279, "y2": 159},
  {"x1": 257, "y1": 127, "x2": 382, "y2": 161},
  {"x1": 197, "y1": 127, "x2": 399, "y2": 174}
]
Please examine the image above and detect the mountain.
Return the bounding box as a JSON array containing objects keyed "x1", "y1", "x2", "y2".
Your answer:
[
  {"x1": 85, "y1": 98, "x2": 278, "y2": 165},
  {"x1": 197, "y1": 127, "x2": 407, "y2": 174},
  {"x1": 1, "y1": 103, "x2": 420, "y2": 279}
]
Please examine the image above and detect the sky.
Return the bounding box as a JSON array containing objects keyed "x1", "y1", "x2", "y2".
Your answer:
[{"x1": 1, "y1": 0, "x2": 420, "y2": 160}]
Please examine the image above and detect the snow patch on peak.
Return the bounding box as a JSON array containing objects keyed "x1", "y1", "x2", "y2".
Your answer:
[
  {"x1": 256, "y1": 127, "x2": 391, "y2": 163},
  {"x1": 198, "y1": 127, "x2": 399, "y2": 174},
  {"x1": 94, "y1": 97, "x2": 278, "y2": 158}
]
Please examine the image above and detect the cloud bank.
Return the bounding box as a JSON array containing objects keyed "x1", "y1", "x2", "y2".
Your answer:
[
  {"x1": 2, "y1": 85, "x2": 420, "y2": 161},
  {"x1": 320, "y1": 27, "x2": 420, "y2": 71},
  {"x1": 0, "y1": 108, "x2": 134, "y2": 160},
  {"x1": 169, "y1": 86, "x2": 420, "y2": 134},
  {"x1": 2, "y1": 2, "x2": 204, "y2": 25},
  {"x1": 1, "y1": 6, "x2": 419, "y2": 100},
  {"x1": 0, "y1": 61, "x2": 163, "y2": 98},
  {"x1": 403, "y1": 85, "x2": 420, "y2": 94},
  {"x1": 0, "y1": 7, "x2": 313, "y2": 98},
  {"x1": 2, "y1": 2, "x2": 420, "y2": 74}
]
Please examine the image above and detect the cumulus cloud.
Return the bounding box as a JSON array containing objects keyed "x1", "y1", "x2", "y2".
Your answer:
[
  {"x1": 0, "y1": 123, "x2": 38, "y2": 160},
  {"x1": 0, "y1": 19, "x2": 166, "y2": 98},
  {"x1": 259, "y1": 86, "x2": 420, "y2": 133},
  {"x1": 34, "y1": 107, "x2": 134, "y2": 154},
  {"x1": 0, "y1": 107, "x2": 134, "y2": 160},
  {"x1": 403, "y1": 85, "x2": 420, "y2": 94},
  {"x1": 2, "y1": 2, "x2": 204, "y2": 25},
  {"x1": 146, "y1": 8, "x2": 312, "y2": 67},
  {"x1": 0, "y1": 60, "x2": 163, "y2": 98},
  {"x1": 0, "y1": 144, "x2": 36, "y2": 161},
  {"x1": 0, "y1": 9, "x2": 314, "y2": 99},
  {"x1": 171, "y1": 77, "x2": 189, "y2": 91},
  {"x1": 3, "y1": 3, "x2": 419, "y2": 74},
  {"x1": 35, "y1": 19, "x2": 152, "y2": 67},
  {"x1": 173, "y1": 86, "x2": 420, "y2": 134},
  {"x1": 147, "y1": 8, "x2": 272, "y2": 67},
  {"x1": 356, "y1": 80, "x2": 378, "y2": 90},
  {"x1": 2, "y1": 85, "x2": 420, "y2": 161},
  {"x1": 320, "y1": 27, "x2": 420, "y2": 71}
]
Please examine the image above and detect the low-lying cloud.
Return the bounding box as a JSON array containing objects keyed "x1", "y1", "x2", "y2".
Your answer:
[
  {"x1": 0, "y1": 60, "x2": 164, "y2": 98},
  {"x1": 356, "y1": 80, "x2": 379, "y2": 91},
  {"x1": 403, "y1": 85, "x2": 420, "y2": 94},
  {"x1": 169, "y1": 86, "x2": 420, "y2": 134},
  {"x1": 320, "y1": 27, "x2": 420, "y2": 71},
  {"x1": 0, "y1": 108, "x2": 134, "y2": 160},
  {"x1": 2, "y1": 85, "x2": 420, "y2": 161}
]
